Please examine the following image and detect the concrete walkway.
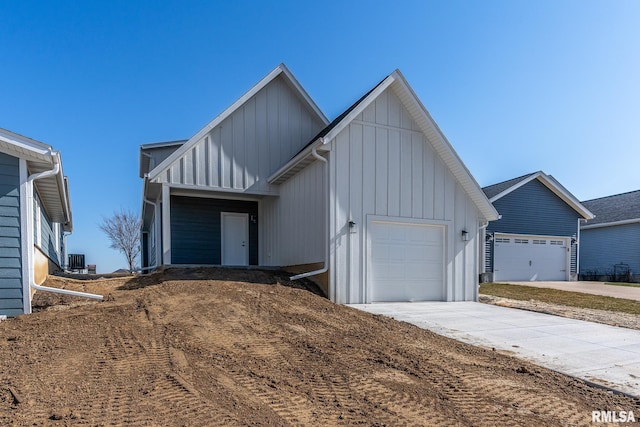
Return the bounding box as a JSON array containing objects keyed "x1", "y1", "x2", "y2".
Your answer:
[
  {"x1": 349, "y1": 302, "x2": 640, "y2": 397},
  {"x1": 504, "y1": 281, "x2": 640, "y2": 301}
]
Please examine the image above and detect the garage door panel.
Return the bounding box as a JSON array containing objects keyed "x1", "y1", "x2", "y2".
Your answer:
[
  {"x1": 369, "y1": 221, "x2": 445, "y2": 302},
  {"x1": 372, "y1": 279, "x2": 443, "y2": 302},
  {"x1": 494, "y1": 236, "x2": 567, "y2": 281}
]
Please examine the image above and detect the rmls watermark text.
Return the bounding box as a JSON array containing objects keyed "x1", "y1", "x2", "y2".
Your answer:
[{"x1": 592, "y1": 410, "x2": 636, "y2": 423}]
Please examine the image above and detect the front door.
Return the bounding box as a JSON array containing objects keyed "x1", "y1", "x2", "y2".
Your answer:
[{"x1": 221, "y1": 212, "x2": 249, "y2": 266}]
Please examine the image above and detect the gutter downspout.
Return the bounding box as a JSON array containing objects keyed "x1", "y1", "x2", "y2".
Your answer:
[
  {"x1": 291, "y1": 147, "x2": 329, "y2": 281},
  {"x1": 28, "y1": 152, "x2": 103, "y2": 301},
  {"x1": 479, "y1": 220, "x2": 490, "y2": 274}
]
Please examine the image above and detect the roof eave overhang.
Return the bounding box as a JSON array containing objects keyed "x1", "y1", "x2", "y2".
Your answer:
[
  {"x1": 29, "y1": 153, "x2": 73, "y2": 232},
  {"x1": 267, "y1": 139, "x2": 325, "y2": 184},
  {"x1": 581, "y1": 217, "x2": 640, "y2": 230},
  {"x1": 0, "y1": 128, "x2": 52, "y2": 163}
]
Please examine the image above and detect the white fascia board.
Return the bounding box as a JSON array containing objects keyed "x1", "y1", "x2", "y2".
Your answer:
[
  {"x1": 489, "y1": 172, "x2": 594, "y2": 220},
  {"x1": 491, "y1": 171, "x2": 594, "y2": 219},
  {"x1": 278, "y1": 63, "x2": 329, "y2": 125},
  {"x1": 140, "y1": 140, "x2": 187, "y2": 150},
  {"x1": 391, "y1": 70, "x2": 499, "y2": 222},
  {"x1": 489, "y1": 172, "x2": 542, "y2": 203},
  {"x1": 148, "y1": 67, "x2": 283, "y2": 181},
  {"x1": 0, "y1": 128, "x2": 52, "y2": 162},
  {"x1": 320, "y1": 75, "x2": 396, "y2": 144},
  {"x1": 53, "y1": 152, "x2": 73, "y2": 232},
  {"x1": 267, "y1": 139, "x2": 325, "y2": 184},
  {"x1": 581, "y1": 218, "x2": 640, "y2": 230},
  {"x1": 541, "y1": 174, "x2": 594, "y2": 219},
  {"x1": 149, "y1": 64, "x2": 328, "y2": 181}
]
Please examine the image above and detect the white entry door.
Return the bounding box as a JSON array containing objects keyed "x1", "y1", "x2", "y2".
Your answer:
[
  {"x1": 221, "y1": 212, "x2": 249, "y2": 266},
  {"x1": 494, "y1": 234, "x2": 568, "y2": 281},
  {"x1": 369, "y1": 220, "x2": 445, "y2": 302}
]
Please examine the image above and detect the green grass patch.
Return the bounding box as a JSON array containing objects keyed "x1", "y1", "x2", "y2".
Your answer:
[
  {"x1": 479, "y1": 283, "x2": 640, "y2": 316},
  {"x1": 605, "y1": 282, "x2": 640, "y2": 288}
]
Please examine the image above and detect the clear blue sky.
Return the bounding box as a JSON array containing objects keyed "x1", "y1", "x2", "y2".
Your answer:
[{"x1": 1, "y1": 1, "x2": 638, "y2": 273}]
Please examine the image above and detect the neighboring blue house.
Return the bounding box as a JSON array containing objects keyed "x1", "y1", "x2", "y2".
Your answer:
[
  {"x1": 580, "y1": 190, "x2": 640, "y2": 282},
  {"x1": 482, "y1": 171, "x2": 593, "y2": 282},
  {"x1": 0, "y1": 128, "x2": 73, "y2": 316}
]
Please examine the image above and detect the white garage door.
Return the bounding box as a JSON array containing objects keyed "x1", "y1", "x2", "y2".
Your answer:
[
  {"x1": 494, "y1": 235, "x2": 568, "y2": 281},
  {"x1": 369, "y1": 221, "x2": 445, "y2": 302}
]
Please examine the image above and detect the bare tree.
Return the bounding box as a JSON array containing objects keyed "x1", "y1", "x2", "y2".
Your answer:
[{"x1": 99, "y1": 209, "x2": 141, "y2": 272}]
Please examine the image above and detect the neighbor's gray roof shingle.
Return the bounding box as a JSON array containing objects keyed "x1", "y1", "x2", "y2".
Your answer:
[
  {"x1": 481, "y1": 172, "x2": 537, "y2": 199},
  {"x1": 582, "y1": 190, "x2": 640, "y2": 226}
]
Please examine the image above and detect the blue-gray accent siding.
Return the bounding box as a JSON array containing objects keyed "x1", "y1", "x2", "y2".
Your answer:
[
  {"x1": 580, "y1": 223, "x2": 640, "y2": 276},
  {"x1": 170, "y1": 196, "x2": 258, "y2": 265},
  {"x1": 487, "y1": 179, "x2": 580, "y2": 237},
  {"x1": 0, "y1": 152, "x2": 23, "y2": 316}
]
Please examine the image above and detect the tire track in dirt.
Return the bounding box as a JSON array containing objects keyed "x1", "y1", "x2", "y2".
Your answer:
[
  {"x1": 350, "y1": 373, "x2": 457, "y2": 426},
  {"x1": 208, "y1": 319, "x2": 318, "y2": 425},
  {"x1": 26, "y1": 304, "x2": 232, "y2": 425},
  {"x1": 419, "y1": 358, "x2": 590, "y2": 426}
]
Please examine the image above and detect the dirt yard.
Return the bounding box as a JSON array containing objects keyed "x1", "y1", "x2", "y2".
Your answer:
[{"x1": 1, "y1": 268, "x2": 638, "y2": 426}]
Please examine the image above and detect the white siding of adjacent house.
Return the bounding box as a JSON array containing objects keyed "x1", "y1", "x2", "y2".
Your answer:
[
  {"x1": 153, "y1": 75, "x2": 325, "y2": 194},
  {"x1": 261, "y1": 159, "x2": 325, "y2": 266},
  {"x1": 328, "y1": 87, "x2": 481, "y2": 304}
]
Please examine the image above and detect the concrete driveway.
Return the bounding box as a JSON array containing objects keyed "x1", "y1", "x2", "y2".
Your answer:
[
  {"x1": 349, "y1": 302, "x2": 640, "y2": 397},
  {"x1": 503, "y1": 281, "x2": 640, "y2": 301}
]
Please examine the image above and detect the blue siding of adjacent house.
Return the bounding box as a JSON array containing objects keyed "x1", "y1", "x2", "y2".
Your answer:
[
  {"x1": 486, "y1": 178, "x2": 582, "y2": 275},
  {"x1": 580, "y1": 223, "x2": 640, "y2": 276},
  {"x1": 0, "y1": 152, "x2": 23, "y2": 316},
  {"x1": 487, "y1": 179, "x2": 580, "y2": 237}
]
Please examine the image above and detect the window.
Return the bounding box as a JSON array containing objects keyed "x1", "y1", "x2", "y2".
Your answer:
[
  {"x1": 533, "y1": 239, "x2": 547, "y2": 245},
  {"x1": 495, "y1": 237, "x2": 510, "y2": 243},
  {"x1": 515, "y1": 238, "x2": 529, "y2": 244},
  {"x1": 550, "y1": 240, "x2": 564, "y2": 246}
]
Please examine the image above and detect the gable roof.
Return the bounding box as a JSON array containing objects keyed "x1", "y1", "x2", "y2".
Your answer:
[
  {"x1": 482, "y1": 172, "x2": 536, "y2": 199},
  {"x1": 482, "y1": 171, "x2": 594, "y2": 220},
  {"x1": 581, "y1": 189, "x2": 640, "y2": 228},
  {"x1": 146, "y1": 64, "x2": 329, "y2": 181},
  {"x1": 269, "y1": 70, "x2": 499, "y2": 222},
  {"x1": 0, "y1": 128, "x2": 73, "y2": 231}
]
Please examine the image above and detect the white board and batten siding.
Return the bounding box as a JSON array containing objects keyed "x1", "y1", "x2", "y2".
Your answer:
[
  {"x1": 261, "y1": 159, "x2": 325, "y2": 267},
  {"x1": 329, "y1": 87, "x2": 481, "y2": 304},
  {"x1": 152, "y1": 75, "x2": 325, "y2": 194}
]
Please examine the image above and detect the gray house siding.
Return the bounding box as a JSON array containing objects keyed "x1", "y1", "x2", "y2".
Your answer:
[
  {"x1": 0, "y1": 152, "x2": 23, "y2": 316},
  {"x1": 487, "y1": 179, "x2": 580, "y2": 237},
  {"x1": 580, "y1": 223, "x2": 640, "y2": 277},
  {"x1": 170, "y1": 196, "x2": 258, "y2": 265}
]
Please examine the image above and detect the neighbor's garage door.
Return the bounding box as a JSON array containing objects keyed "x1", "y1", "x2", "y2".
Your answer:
[
  {"x1": 494, "y1": 235, "x2": 567, "y2": 281},
  {"x1": 369, "y1": 220, "x2": 444, "y2": 302}
]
